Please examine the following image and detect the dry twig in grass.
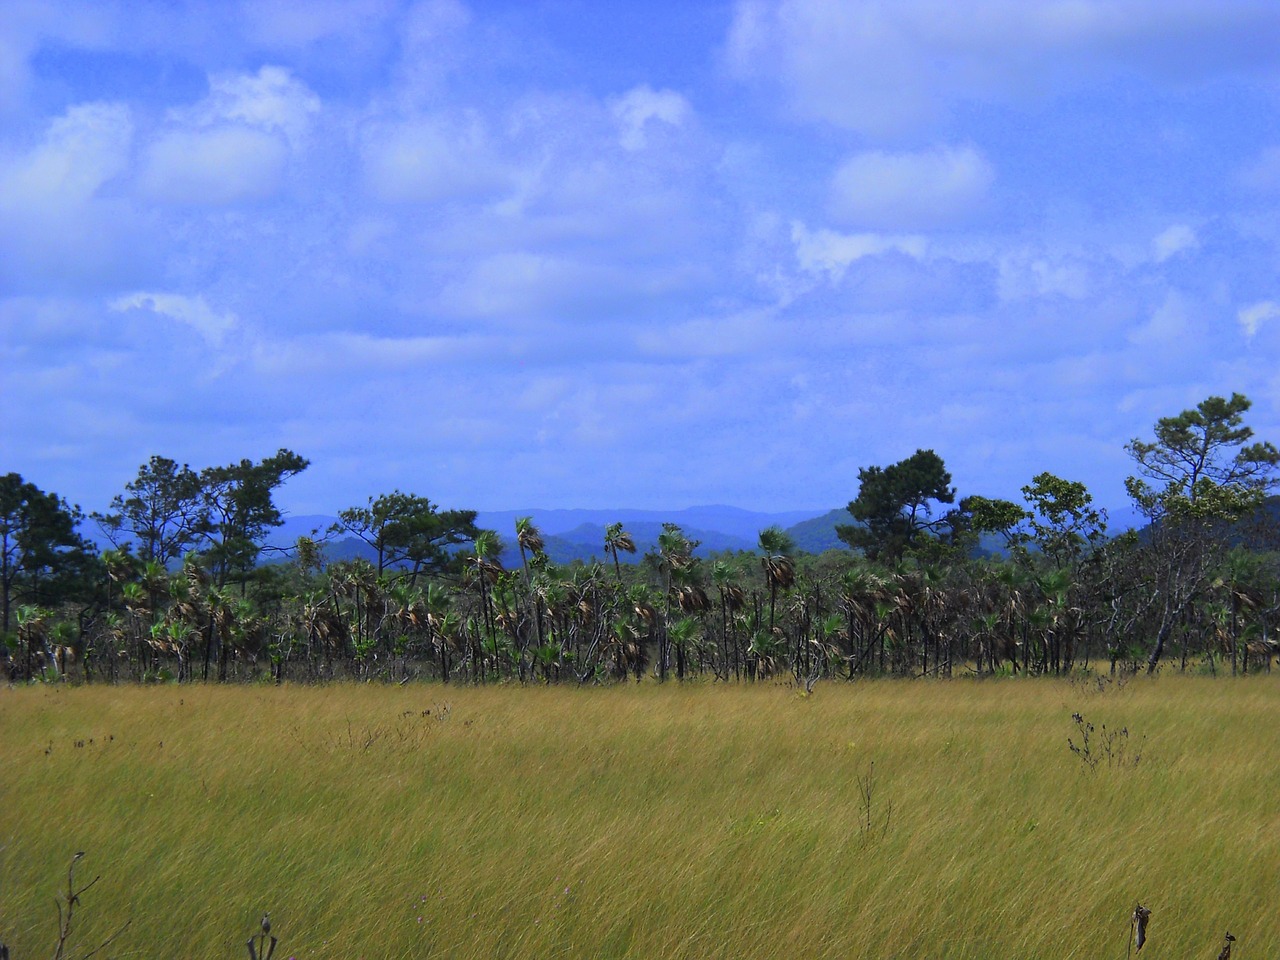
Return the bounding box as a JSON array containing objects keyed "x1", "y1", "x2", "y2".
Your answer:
[{"x1": 52, "y1": 852, "x2": 131, "y2": 960}]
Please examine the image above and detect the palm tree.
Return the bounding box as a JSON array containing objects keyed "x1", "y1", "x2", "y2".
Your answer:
[
  {"x1": 382, "y1": 582, "x2": 426, "y2": 679},
  {"x1": 15, "y1": 604, "x2": 50, "y2": 681},
  {"x1": 747, "y1": 627, "x2": 782, "y2": 680},
  {"x1": 119, "y1": 580, "x2": 151, "y2": 678},
  {"x1": 465, "y1": 531, "x2": 503, "y2": 682},
  {"x1": 604, "y1": 522, "x2": 636, "y2": 583},
  {"x1": 432, "y1": 609, "x2": 464, "y2": 683},
  {"x1": 667, "y1": 616, "x2": 701, "y2": 681},
  {"x1": 655, "y1": 525, "x2": 696, "y2": 681},
  {"x1": 1212, "y1": 548, "x2": 1266, "y2": 675},
  {"x1": 712, "y1": 560, "x2": 746, "y2": 680},
  {"x1": 840, "y1": 565, "x2": 888, "y2": 677},
  {"x1": 758, "y1": 526, "x2": 796, "y2": 634},
  {"x1": 100, "y1": 548, "x2": 137, "y2": 613},
  {"x1": 515, "y1": 517, "x2": 545, "y2": 571},
  {"x1": 295, "y1": 588, "x2": 341, "y2": 675},
  {"x1": 1034, "y1": 567, "x2": 1074, "y2": 674},
  {"x1": 514, "y1": 517, "x2": 548, "y2": 675}
]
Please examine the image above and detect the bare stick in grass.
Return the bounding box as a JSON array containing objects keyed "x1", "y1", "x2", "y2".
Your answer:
[{"x1": 52, "y1": 852, "x2": 132, "y2": 960}]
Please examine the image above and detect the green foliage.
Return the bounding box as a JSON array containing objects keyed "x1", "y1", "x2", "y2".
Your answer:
[
  {"x1": 837, "y1": 449, "x2": 957, "y2": 561},
  {"x1": 1126, "y1": 392, "x2": 1279, "y2": 521},
  {"x1": 335, "y1": 490, "x2": 479, "y2": 580},
  {"x1": 201, "y1": 449, "x2": 310, "y2": 586},
  {"x1": 0, "y1": 473, "x2": 95, "y2": 636},
  {"x1": 1019, "y1": 472, "x2": 1107, "y2": 566},
  {"x1": 92, "y1": 456, "x2": 208, "y2": 566},
  {"x1": 962, "y1": 495, "x2": 1029, "y2": 547}
]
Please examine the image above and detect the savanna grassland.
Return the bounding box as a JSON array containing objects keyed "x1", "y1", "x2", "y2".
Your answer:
[{"x1": 2, "y1": 677, "x2": 1278, "y2": 960}]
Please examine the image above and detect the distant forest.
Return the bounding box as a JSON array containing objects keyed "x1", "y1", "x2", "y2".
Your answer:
[{"x1": 3, "y1": 393, "x2": 1278, "y2": 685}]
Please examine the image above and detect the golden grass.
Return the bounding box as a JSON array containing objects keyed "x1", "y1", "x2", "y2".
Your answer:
[{"x1": 1, "y1": 676, "x2": 1277, "y2": 959}]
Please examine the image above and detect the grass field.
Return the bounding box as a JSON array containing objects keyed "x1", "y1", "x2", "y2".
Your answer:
[{"x1": 2, "y1": 675, "x2": 1277, "y2": 959}]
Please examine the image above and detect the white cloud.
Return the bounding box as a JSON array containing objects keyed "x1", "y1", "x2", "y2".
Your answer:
[
  {"x1": 1152, "y1": 224, "x2": 1198, "y2": 262},
  {"x1": 1128, "y1": 290, "x2": 1191, "y2": 347},
  {"x1": 187, "y1": 66, "x2": 321, "y2": 147},
  {"x1": 726, "y1": 0, "x2": 1280, "y2": 136},
  {"x1": 361, "y1": 113, "x2": 510, "y2": 203},
  {"x1": 791, "y1": 221, "x2": 926, "y2": 282},
  {"x1": 437, "y1": 250, "x2": 690, "y2": 322},
  {"x1": 0, "y1": 102, "x2": 144, "y2": 290},
  {"x1": 111, "y1": 292, "x2": 239, "y2": 346},
  {"x1": 0, "y1": 102, "x2": 132, "y2": 208},
  {"x1": 610, "y1": 85, "x2": 691, "y2": 150},
  {"x1": 1238, "y1": 300, "x2": 1280, "y2": 339},
  {"x1": 135, "y1": 66, "x2": 318, "y2": 206},
  {"x1": 996, "y1": 252, "x2": 1091, "y2": 301},
  {"x1": 239, "y1": 0, "x2": 398, "y2": 49},
  {"x1": 828, "y1": 145, "x2": 994, "y2": 229},
  {"x1": 139, "y1": 126, "x2": 288, "y2": 205}
]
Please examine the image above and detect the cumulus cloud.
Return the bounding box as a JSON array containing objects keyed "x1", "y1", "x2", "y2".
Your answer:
[
  {"x1": 726, "y1": 0, "x2": 1280, "y2": 136},
  {"x1": 239, "y1": 0, "x2": 399, "y2": 49},
  {"x1": 1152, "y1": 224, "x2": 1198, "y2": 262},
  {"x1": 139, "y1": 126, "x2": 289, "y2": 205},
  {"x1": 1238, "y1": 300, "x2": 1280, "y2": 339},
  {"x1": 186, "y1": 66, "x2": 321, "y2": 146},
  {"x1": 828, "y1": 145, "x2": 994, "y2": 229},
  {"x1": 791, "y1": 221, "x2": 926, "y2": 282},
  {"x1": 1128, "y1": 290, "x2": 1192, "y2": 347},
  {"x1": 0, "y1": 101, "x2": 146, "y2": 291},
  {"x1": 0, "y1": 101, "x2": 132, "y2": 207},
  {"x1": 996, "y1": 251, "x2": 1092, "y2": 301},
  {"x1": 361, "y1": 113, "x2": 510, "y2": 203},
  {"x1": 110, "y1": 291, "x2": 239, "y2": 346},
  {"x1": 136, "y1": 66, "x2": 319, "y2": 206},
  {"x1": 610, "y1": 85, "x2": 691, "y2": 150}
]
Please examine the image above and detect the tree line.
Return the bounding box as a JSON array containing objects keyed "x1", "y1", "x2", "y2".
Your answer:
[{"x1": 3, "y1": 394, "x2": 1278, "y2": 685}]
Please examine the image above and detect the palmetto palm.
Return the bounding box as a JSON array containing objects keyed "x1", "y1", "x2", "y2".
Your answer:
[
  {"x1": 667, "y1": 616, "x2": 702, "y2": 680},
  {"x1": 514, "y1": 517, "x2": 549, "y2": 674},
  {"x1": 604, "y1": 522, "x2": 636, "y2": 583},
  {"x1": 712, "y1": 560, "x2": 746, "y2": 679},
  {"x1": 758, "y1": 526, "x2": 795, "y2": 633},
  {"x1": 747, "y1": 627, "x2": 782, "y2": 680},
  {"x1": 1212, "y1": 547, "x2": 1267, "y2": 674},
  {"x1": 15, "y1": 604, "x2": 50, "y2": 680},
  {"x1": 429, "y1": 609, "x2": 463, "y2": 683},
  {"x1": 515, "y1": 517, "x2": 545, "y2": 568},
  {"x1": 465, "y1": 530, "x2": 503, "y2": 681}
]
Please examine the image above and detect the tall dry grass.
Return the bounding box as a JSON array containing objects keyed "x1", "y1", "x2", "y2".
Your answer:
[{"x1": 1, "y1": 676, "x2": 1276, "y2": 959}]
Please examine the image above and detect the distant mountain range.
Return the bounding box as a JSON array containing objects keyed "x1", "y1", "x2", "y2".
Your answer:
[
  {"x1": 268, "y1": 499, "x2": 1157, "y2": 568},
  {"x1": 267, "y1": 505, "x2": 834, "y2": 568},
  {"x1": 87, "y1": 499, "x2": 1158, "y2": 570}
]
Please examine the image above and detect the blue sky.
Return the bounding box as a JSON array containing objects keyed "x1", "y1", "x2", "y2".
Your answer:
[{"x1": 4, "y1": 0, "x2": 1280, "y2": 517}]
